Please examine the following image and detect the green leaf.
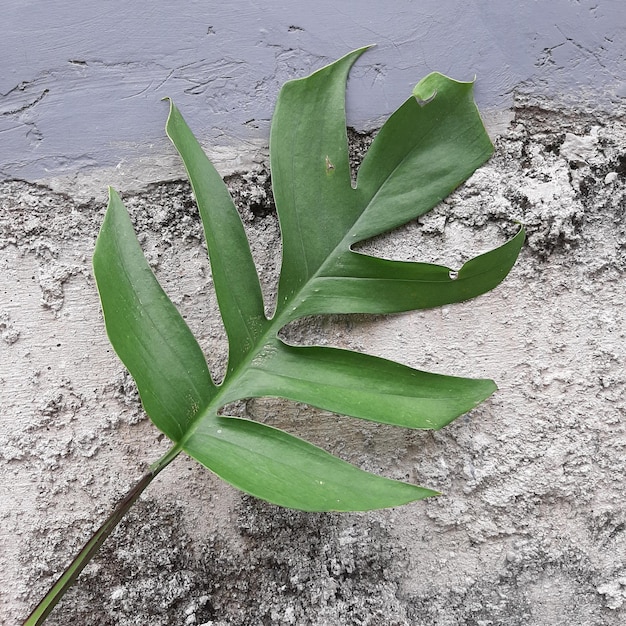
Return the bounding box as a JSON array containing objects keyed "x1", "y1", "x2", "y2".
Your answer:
[
  {"x1": 165, "y1": 101, "x2": 269, "y2": 374},
  {"x1": 93, "y1": 48, "x2": 524, "y2": 512},
  {"x1": 230, "y1": 338, "x2": 496, "y2": 430},
  {"x1": 183, "y1": 417, "x2": 436, "y2": 512},
  {"x1": 352, "y1": 72, "x2": 494, "y2": 240},
  {"x1": 270, "y1": 52, "x2": 498, "y2": 320},
  {"x1": 295, "y1": 228, "x2": 526, "y2": 315},
  {"x1": 270, "y1": 47, "x2": 366, "y2": 306},
  {"x1": 93, "y1": 188, "x2": 214, "y2": 441}
]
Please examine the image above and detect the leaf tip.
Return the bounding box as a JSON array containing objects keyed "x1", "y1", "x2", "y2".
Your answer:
[
  {"x1": 107, "y1": 186, "x2": 120, "y2": 204},
  {"x1": 483, "y1": 378, "x2": 499, "y2": 397},
  {"x1": 163, "y1": 98, "x2": 177, "y2": 133},
  {"x1": 414, "y1": 88, "x2": 438, "y2": 107},
  {"x1": 412, "y1": 72, "x2": 478, "y2": 108}
]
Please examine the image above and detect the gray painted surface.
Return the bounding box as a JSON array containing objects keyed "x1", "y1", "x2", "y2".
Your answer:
[{"x1": 1, "y1": 0, "x2": 625, "y2": 182}]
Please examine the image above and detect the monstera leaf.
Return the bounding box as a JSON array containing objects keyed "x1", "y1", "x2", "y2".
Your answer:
[
  {"x1": 94, "y1": 47, "x2": 523, "y2": 512},
  {"x1": 25, "y1": 48, "x2": 525, "y2": 626}
]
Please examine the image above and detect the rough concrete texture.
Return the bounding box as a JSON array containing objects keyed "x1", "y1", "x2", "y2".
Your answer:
[{"x1": 2, "y1": 95, "x2": 626, "y2": 625}]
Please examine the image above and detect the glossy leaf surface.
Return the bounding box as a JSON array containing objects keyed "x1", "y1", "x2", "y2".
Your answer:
[
  {"x1": 165, "y1": 102, "x2": 269, "y2": 374},
  {"x1": 93, "y1": 48, "x2": 524, "y2": 511},
  {"x1": 94, "y1": 188, "x2": 215, "y2": 441},
  {"x1": 184, "y1": 417, "x2": 437, "y2": 512},
  {"x1": 230, "y1": 339, "x2": 496, "y2": 430}
]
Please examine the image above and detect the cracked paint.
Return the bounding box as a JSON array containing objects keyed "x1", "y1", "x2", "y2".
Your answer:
[{"x1": 0, "y1": 85, "x2": 50, "y2": 117}]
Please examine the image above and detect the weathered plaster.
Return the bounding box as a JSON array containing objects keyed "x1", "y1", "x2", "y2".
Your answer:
[{"x1": 3, "y1": 99, "x2": 626, "y2": 624}]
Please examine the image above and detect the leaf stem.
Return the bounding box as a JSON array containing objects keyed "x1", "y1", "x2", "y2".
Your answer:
[{"x1": 22, "y1": 444, "x2": 181, "y2": 626}]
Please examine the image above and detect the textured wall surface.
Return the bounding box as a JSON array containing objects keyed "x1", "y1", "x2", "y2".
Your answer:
[
  {"x1": 1, "y1": 0, "x2": 625, "y2": 184},
  {"x1": 2, "y1": 2, "x2": 626, "y2": 625}
]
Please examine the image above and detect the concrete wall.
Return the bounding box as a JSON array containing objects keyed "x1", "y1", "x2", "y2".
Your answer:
[{"x1": 2, "y1": 2, "x2": 626, "y2": 624}]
